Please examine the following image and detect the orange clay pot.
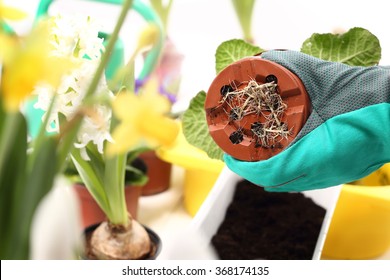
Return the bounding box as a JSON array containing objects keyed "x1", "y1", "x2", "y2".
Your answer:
[
  {"x1": 139, "y1": 150, "x2": 172, "y2": 196},
  {"x1": 205, "y1": 56, "x2": 311, "y2": 161}
]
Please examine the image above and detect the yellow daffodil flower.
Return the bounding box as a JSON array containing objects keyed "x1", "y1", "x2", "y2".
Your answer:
[
  {"x1": 107, "y1": 77, "x2": 179, "y2": 156},
  {"x1": 0, "y1": 1, "x2": 27, "y2": 21},
  {"x1": 0, "y1": 32, "x2": 13, "y2": 60},
  {"x1": 136, "y1": 23, "x2": 160, "y2": 52},
  {"x1": 0, "y1": 20, "x2": 74, "y2": 112}
]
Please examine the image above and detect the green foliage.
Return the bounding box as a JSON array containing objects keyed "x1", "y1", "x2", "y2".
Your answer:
[
  {"x1": 231, "y1": 0, "x2": 256, "y2": 42},
  {"x1": 182, "y1": 91, "x2": 224, "y2": 161},
  {"x1": 0, "y1": 113, "x2": 28, "y2": 258},
  {"x1": 0, "y1": 112, "x2": 63, "y2": 259},
  {"x1": 149, "y1": 0, "x2": 173, "y2": 32},
  {"x1": 215, "y1": 39, "x2": 264, "y2": 74},
  {"x1": 301, "y1": 27, "x2": 381, "y2": 66},
  {"x1": 0, "y1": 0, "x2": 135, "y2": 259}
]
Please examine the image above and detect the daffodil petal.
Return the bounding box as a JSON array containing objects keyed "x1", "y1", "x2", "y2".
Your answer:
[
  {"x1": 136, "y1": 23, "x2": 160, "y2": 52},
  {"x1": 43, "y1": 56, "x2": 76, "y2": 86},
  {"x1": 138, "y1": 113, "x2": 179, "y2": 147},
  {"x1": 106, "y1": 123, "x2": 140, "y2": 156},
  {"x1": 141, "y1": 76, "x2": 171, "y2": 113},
  {"x1": 0, "y1": 5, "x2": 27, "y2": 21},
  {"x1": 1, "y1": 18, "x2": 76, "y2": 112},
  {"x1": 0, "y1": 33, "x2": 15, "y2": 62},
  {"x1": 112, "y1": 92, "x2": 139, "y2": 120}
]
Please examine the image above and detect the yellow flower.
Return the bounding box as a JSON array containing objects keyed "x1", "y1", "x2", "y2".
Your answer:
[
  {"x1": 136, "y1": 23, "x2": 160, "y2": 52},
  {"x1": 0, "y1": 20, "x2": 74, "y2": 112},
  {"x1": 107, "y1": 77, "x2": 179, "y2": 156},
  {"x1": 0, "y1": 1, "x2": 27, "y2": 21},
  {"x1": 0, "y1": 32, "x2": 14, "y2": 60}
]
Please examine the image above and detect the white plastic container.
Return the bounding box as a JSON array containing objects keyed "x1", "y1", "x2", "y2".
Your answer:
[{"x1": 191, "y1": 166, "x2": 341, "y2": 260}]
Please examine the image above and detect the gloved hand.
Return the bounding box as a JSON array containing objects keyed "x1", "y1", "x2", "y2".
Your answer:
[{"x1": 224, "y1": 50, "x2": 390, "y2": 192}]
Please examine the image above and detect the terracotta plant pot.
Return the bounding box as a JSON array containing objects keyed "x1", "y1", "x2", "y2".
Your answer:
[
  {"x1": 205, "y1": 56, "x2": 311, "y2": 161},
  {"x1": 139, "y1": 151, "x2": 172, "y2": 196},
  {"x1": 82, "y1": 222, "x2": 162, "y2": 260},
  {"x1": 74, "y1": 184, "x2": 142, "y2": 228}
]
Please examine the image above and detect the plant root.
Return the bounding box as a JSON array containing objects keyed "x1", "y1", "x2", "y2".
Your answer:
[{"x1": 221, "y1": 80, "x2": 291, "y2": 148}]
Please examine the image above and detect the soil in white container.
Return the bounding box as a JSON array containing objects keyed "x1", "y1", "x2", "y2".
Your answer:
[{"x1": 211, "y1": 180, "x2": 326, "y2": 260}]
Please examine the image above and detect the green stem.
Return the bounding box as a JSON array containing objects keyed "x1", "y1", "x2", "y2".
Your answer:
[
  {"x1": 85, "y1": 2, "x2": 134, "y2": 225},
  {"x1": 84, "y1": 0, "x2": 134, "y2": 100},
  {"x1": 231, "y1": 0, "x2": 255, "y2": 42},
  {"x1": 150, "y1": 0, "x2": 173, "y2": 32},
  {"x1": 0, "y1": 113, "x2": 21, "y2": 177}
]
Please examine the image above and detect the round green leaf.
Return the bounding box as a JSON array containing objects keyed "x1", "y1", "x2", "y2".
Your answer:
[
  {"x1": 182, "y1": 91, "x2": 224, "y2": 161},
  {"x1": 215, "y1": 39, "x2": 264, "y2": 73},
  {"x1": 301, "y1": 27, "x2": 381, "y2": 66}
]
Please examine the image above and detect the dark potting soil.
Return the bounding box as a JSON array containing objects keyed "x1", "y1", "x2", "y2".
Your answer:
[{"x1": 211, "y1": 180, "x2": 326, "y2": 260}]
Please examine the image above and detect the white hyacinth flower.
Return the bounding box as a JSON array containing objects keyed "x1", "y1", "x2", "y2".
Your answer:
[{"x1": 33, "y1": 15, "x2": 114, "y2": 160}]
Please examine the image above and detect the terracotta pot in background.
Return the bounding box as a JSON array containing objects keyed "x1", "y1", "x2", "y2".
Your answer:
[
  {"x1": 139, "y1": 151, "x2": 172, "y2": 196},
  {"x1": 74, "y1": 184, "x2": 142, "y2": 228}
]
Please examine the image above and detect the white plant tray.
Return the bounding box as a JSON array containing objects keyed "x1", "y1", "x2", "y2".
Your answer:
[{"x1": 191, "y1": 166, "x2": 341, "y2": 260}]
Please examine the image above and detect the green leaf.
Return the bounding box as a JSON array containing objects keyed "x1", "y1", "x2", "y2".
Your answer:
[
  {"x1": 301, "y1": 27, "x2": 381, "y2": 66},
  {"x1": 56, "y1": 114, "x2": 83, "y2": 172},
  {"x1": 149, "y1": 0, "x2": 173, "y2": 32},
  {"x1": 125, "y1": 164, "x2": 148, "y2": 186},
  {"x1": 215, "y1": 39, "x2": 264, "y2": 74},
  {"x1": 71, "y1": 147, "x2": 109, "y2": 218},
  {"x1": 11, "y1": 137, "x2": 58, "y2": 259},
  {"x1": 108, "y1": 60, "x2": 135, "y2": 92},
  {"x1": 182, "y1": 91, "x2": 224, "y2": 161},
  {"x1": 0, "y1": 113, "x2": 27, "y2": 259},
  {"x1": 231, "y1": 0, "x2": 256, "y2": 42},
  {"x1": 125, "y1": 148, "x2": 150, "y2": 187},
  {"x1": 104, "y1": 152, "x2": 128, "y2": 225}
]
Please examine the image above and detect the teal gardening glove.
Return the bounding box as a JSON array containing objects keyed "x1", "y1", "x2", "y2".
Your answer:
[{"x1": 224, "y1": 50, "x2": 390, "y2": 192}]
